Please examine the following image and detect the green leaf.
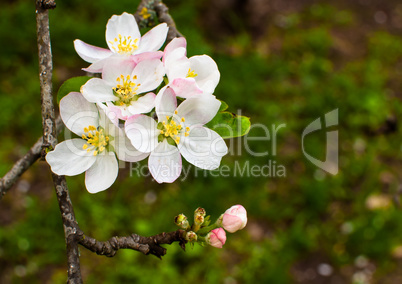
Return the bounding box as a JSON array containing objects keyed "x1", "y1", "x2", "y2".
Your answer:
[
  {"x1": 57, "y1": 76, "x2": 91, "y2": 103},
  {"x1": 218, "y1": 100, "x2": 229, "y2": 112},
  {"x1": 206, "y1": 101, "x2": 251, "y2": 138}
]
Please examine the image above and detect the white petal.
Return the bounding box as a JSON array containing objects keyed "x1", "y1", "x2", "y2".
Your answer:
[
  {"x1": 127, "y1": 93, "x2": 156, "y2": 115},
  {"x1": 149, "y1": 140, "x2": 182, "y2": 183},
  {"x1": 102, "y1": 58, "x2": 136, "y2": 83},
  {"x1": 179, "y1": 126, "x2": 228, "y2": 170},
  {"x1": 81, "y1": 78, "x2": 116, "y2": 103},
  {"x1": 82, "y1": 54, "x2": 125, "y2": 73},
  {"x1": 97, "y1": 103, "x2": 120, "y2": 127},
  {"x1": 74, "y1": 39, "x2": 112, "y2": 63},
  {"x1": 60, "y1": 92, "x2": 99, "y2": 136},
  {"x1": 134, "y1": 59, "x2": 165, "y2": 93},
  {"x1": 155, "y1": 87, "x2": 177, "y2": 122},
  {"x1": 176, "y1": 95, "x2": 221, "y2": 126},
  {"x1": 165, "y1": 47, "x2": 189, "y2": 80},
  {"x1": 45, "y1": 139, "x2": 97, "y2": 176},
  {"x1": 85, "y1": 152, "x2": 118, "y2": 193},
  {"x1": 106, "y1": 13, "x2": 140, "y2": 51},
  {"x1": 189, "y1": 55, "x2": 220, "y2": 94},
  {"x1": 125, "y1": 115, "x2": 159, "y2": 153},
  {"x1": 114, "y1": 129, "x2": 150, "y2": 162},
  {"x1": 135, "y1": 23, "x2": 168, "y2": 54},
  {"x1": 163, "y1": 37, "x2": 187, "y2": 64}
]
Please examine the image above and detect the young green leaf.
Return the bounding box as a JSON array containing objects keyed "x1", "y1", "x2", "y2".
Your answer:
[
  {"x1": 57, "y1": 76, "x2": 91, "y2": 103},
  {"x1": 206, "y1": 101, "x2": 250, "y2": 138}
]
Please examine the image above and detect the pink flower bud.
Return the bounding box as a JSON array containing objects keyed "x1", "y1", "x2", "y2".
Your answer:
[
  {"x1": 206, "y1": 228, "x2": 226, "y2": 248},
  {"x1": 220, "y1": 205, "x2": 247, "y2": 233}
]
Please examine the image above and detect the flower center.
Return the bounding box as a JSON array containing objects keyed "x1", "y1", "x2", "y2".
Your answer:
[
  {"x1": 81, "y1": 126, "x2": 110, "y2": 156},
  {"x1": 108, "y1": 34, "x2": 139, "y2": 55},
  {"x1": 159, "y1": 111, "x2": 190, "y2": 145},
  {"x1": 112, "y1": 75, "x2": 141, "y2": 106},
  {"x1": 187, "y1": 68, "x2": 198, "y2": 78}
]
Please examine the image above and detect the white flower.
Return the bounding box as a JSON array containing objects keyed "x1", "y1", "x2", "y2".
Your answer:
[
  {"x1": 124, "y1": 87, "x2": 228, "y2": 183},
  {"x1": 45, "y1": 92, "x2": 148, "y2": 193},
  {"x1": 81, "y1": 58, "x2": 165, "y2": 121},
  {"x1": 162, "y1": 37, "x2": 220, "y2": 98},
  {"x1": 74, "y1": 12, "x2": 168, "y2": 73}
]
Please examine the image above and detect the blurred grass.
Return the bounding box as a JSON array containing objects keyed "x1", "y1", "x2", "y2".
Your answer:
[{"x1": 0, "y1": 0, "x2": 401, "y2": 283}]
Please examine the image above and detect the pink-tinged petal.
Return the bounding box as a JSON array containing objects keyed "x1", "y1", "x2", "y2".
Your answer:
[
  {"x1": 45, "y1": 139, "x2": 97, "y2": 176},
  {"x1": 148, "y1": 140, "x2": 182, "y2": 183},
  {"x1": 170, "y1": 78, "x2": 203, "y2": 99},
  {"x1": 155, "y1": 87, "x2": 177, "y2": 122},
  {"x1": 176, "y1": 95, "x2": 220, "y2": 125},
  {"x1": 127, "y1": 92, "x2": 156, "y2": 115},
  {"x1": 222, "y1": 205, "x2": 247, "y2": 233},
  {"x1": 114, "y1": 129, "x2": 150, "y2": 162},
  {"x1": 60, "y1": 92, "x2": 99, "y2": 136},
  {"x1": 107, "y1": 105, "x2": 133, "y2": 120},
  {"x1": 222, "y1": 215, "x2": 242, "y2": 233},
  {"x1": 85, "y1": 152, "x2": 118, "y2": 193},
  {"x1": 102, "y1": 58, "x2": 136, "y2": 83},
  {"x1": 125, "y1": 115, "x2": 159, "y2": 153},
  {"x1": 206, "y1": 228, "x2": 226, "y2": 248},
  {"x1": 179, "y1": 126, "x2": 228, "y2": 170},
  {"x1": 106, "y1": 13, "x2": 140, "y2": 51},
  {"x1": 82, "y1": 54, "x2": 126, "y2": 73},
  {"x1": 81, "y1": 78, "x2": 116, "y2": 103},
  {"x1": 135, "y1": 23, "x2": 168, "y2": 54},
  {"x1": 165, "y1": 47, "x2": 189, "y2": 80},
  {"x1": 133, "y1": 59, "x2": 165, "y2": 94},
  {"x1": 73, "y1": 39, "x2": 112, "y2": 63},
  {"x1": 163, "y1": 37, "x2": 187, "y2": 64},
  {"x1": 189, "y1": 55, "x2": 220, "y2": 94},
  {"x1": 96, "y1": 104, "x2": 122, "y2": 136},
  {"x1": 130, "y1": 51, "x2": 163, "y2": 65},
  {"x1": 106, "y1": 102, "x2": 127, "y2": 122},
  {"x1": 97, "y1": 103, "x2": 120, "y2": 127}
]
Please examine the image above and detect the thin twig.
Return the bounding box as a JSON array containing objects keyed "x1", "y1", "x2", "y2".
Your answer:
[
  {"x1": 0, "y1": 116, "x2": 63, "y2": 200},
  {"x1": 135, "y1": 0, "x2": 183, "y2": 42},
  {"x1": 78, "y1": 230, "x2": 186, "y2": 259},
  {"x1": 36, "y1": 1, "x2": 82, "y2": 283}
]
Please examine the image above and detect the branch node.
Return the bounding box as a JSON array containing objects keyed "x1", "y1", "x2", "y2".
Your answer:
[{"x1": 36, "y1": 0, "x2": 56, "y2": 10}]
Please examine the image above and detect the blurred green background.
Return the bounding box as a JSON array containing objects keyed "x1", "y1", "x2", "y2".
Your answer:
[{"x1": 1, "y1": 0, "x2": 401, "y2": 283}]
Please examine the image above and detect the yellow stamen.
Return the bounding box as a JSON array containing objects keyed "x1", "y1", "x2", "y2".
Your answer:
[
  {"x1": 81, "y1": 125, "x2": 110, "y2": 156},
  {"x1": 187, "y1": 68, "x2": 198, "y2": 78},
  {"x1": 108, "y1": 34, "x2": 139, "y2": 55},
  {"x1": 160, "y1": 115, "x2": 188, "y2": 145}
]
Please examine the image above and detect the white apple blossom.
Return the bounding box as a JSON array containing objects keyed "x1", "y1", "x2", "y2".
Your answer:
[
  {"x1": 124, "y1": 87, "x2": 228, "y2": 183},
  {"x1": 81, "y1": 58, "x2": 165, "y2": 121},
  {"x1": 162, "y1": 37, "x2": 220, "y2": 98},
  {"x1": 46, "y1": 92, "x2": 148, "y2": 193},
  {"x1": 74, "y1": 12, "x2": 168, "y2": 73}
]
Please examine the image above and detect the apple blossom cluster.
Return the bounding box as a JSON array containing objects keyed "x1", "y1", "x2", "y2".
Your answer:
[
  {"x1": 45, "y1": 12, "x2": 228, "y2": 193},
  {"x1": 175, "y1": 205, "x2": 247, "y2": 249}
]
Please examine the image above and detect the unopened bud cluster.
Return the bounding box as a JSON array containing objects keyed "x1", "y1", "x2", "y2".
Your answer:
[{"x1": 174, "y1": 205, "x2": 247, "y2": 249}]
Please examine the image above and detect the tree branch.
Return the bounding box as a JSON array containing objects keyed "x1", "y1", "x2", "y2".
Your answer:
[
  {"x1": 36, "y1": 1, "x2": 83, "y2": 283},
  {"x1": 4, "y1": 1, "x2": 189, "y2": 282},
  {"x1": 0, "y1": 116, "x2": 63, "y2": 200},
  {"x1": 78, "y1": 230, "x2": 186, "y2": 259},
  {"x1": 135, "y1": 0, "x2": 183, "y2": 42}
]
